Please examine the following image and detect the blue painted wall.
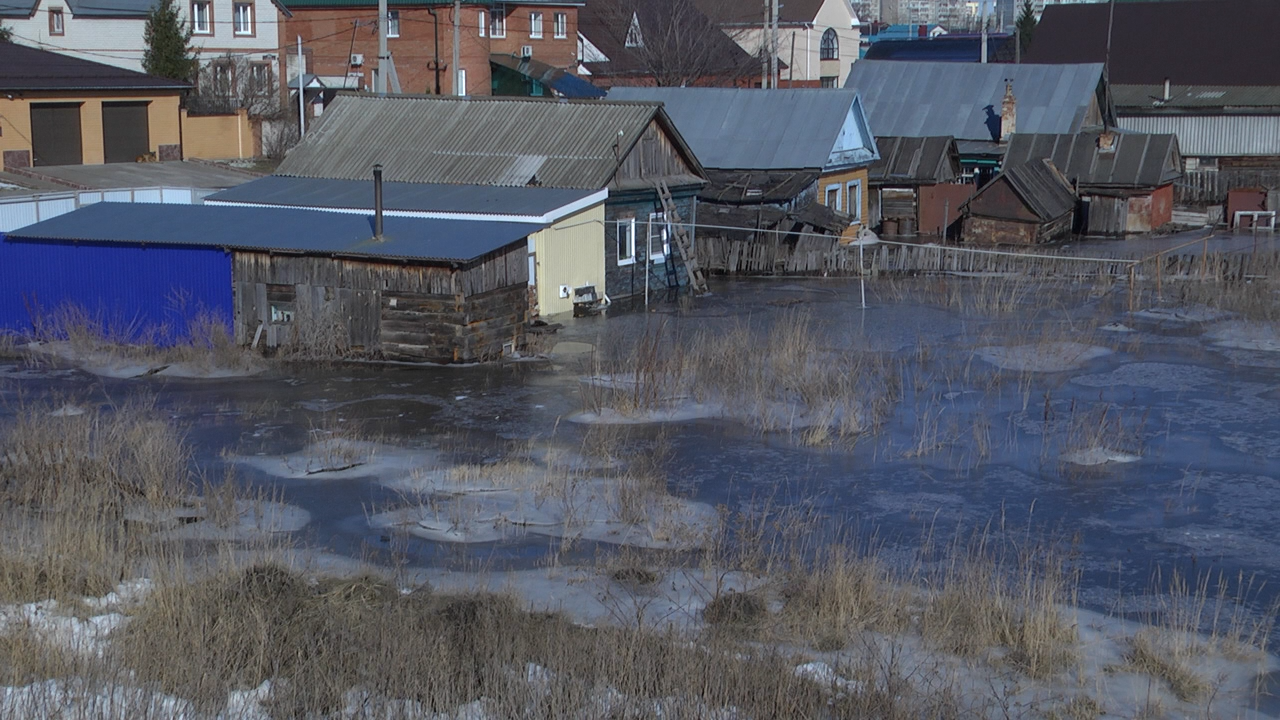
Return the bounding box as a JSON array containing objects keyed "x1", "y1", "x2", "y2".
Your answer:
[{"x1": 0, "y1": 236, "x2": 234, "y2": 342}]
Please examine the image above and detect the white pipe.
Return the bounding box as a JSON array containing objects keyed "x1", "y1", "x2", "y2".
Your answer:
[{"x1": 297, "y1": 35, "x2": 306, "y2": 136}]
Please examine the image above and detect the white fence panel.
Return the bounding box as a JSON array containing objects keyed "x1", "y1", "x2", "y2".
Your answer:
[{"x1": 0, "y1": 186, "x2": 210, "y2": 232}]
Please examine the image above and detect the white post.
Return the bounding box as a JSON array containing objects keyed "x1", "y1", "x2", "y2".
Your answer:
[
  {"x1": 376, "y1": 0, "x2": 389, "y2": 95},
  {"x1": 645, "y1": 219, "x2": 651, "y2": 308},
  {"x1": 980, "y1": 0, "x2": 988, "y2": 64},
  {"x1": 297, "y1": 35, "x2": 306, "y2": 136},
  {"x1": 859, "y1": 242, "x2": 866, "y2": 309}
]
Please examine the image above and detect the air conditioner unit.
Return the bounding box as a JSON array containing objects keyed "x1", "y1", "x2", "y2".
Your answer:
[
  {"x1": 350, "y1": 53, "x2": 364, "y2": 67},
  {"x1": 520, "y1": 45, "x2": 533, "y2": 58}
]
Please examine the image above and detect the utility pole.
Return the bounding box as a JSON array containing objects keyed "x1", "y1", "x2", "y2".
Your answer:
[
  {"x1": 761, "y1": 0, "x2": 770, "y2": 88},
  {"x1": 770, "y1": 0, "x2": 779, "y2": 88},
  {"x1": 980, "y1": 0, "x2": 988, "y2": 64},
  {"x1": 452, "y1": 0, "x2": 461, "y2": 95},
  {"x1": 375, "y1": 0, "x2": 389, "y2": 95},
  {"x1": 297, "y1": 35, "x2": 306, "y2": 136}
]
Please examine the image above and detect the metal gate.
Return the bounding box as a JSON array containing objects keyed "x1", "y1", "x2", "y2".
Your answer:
[
  {"x1": 29, "y1": 102, "x2": 83, "y2": 166},
  {"x1": 102, "y1": 101, "x2": 151, "y2": 164}
]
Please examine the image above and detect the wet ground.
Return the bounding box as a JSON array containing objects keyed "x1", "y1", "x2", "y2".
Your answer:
[{"x1": 2, "y1": 272, "x2": 1279, "y2": 624}]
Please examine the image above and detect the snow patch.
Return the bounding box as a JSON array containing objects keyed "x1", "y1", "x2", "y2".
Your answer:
[
  {"x1": 1060, "y1": 446, "x2": 1142, "y2": 466},
  {"x1": 976, "y1": 342, "x2": 1112, "y2": 372},
  {"x1": 1206, "y1": 320, "x2": 1280, "y2": 352}
]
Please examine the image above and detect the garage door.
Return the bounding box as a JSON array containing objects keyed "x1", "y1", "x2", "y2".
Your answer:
[
  {"x1": 102, "y1": 101, "x2": 151, "y2": 164},
  {"x1": 29, "y1": 103, "x2": 83, "y2": 166}
]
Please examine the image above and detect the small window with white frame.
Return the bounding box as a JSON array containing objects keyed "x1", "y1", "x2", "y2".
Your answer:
[
  {"x1": 647, "y1": 212, "x2": 669, "y2": 262},
  {"x1": 846, "y1": 179, "x2": 863, "y2": 222},
  {"x1": 233, "y1": 2, "x2": 253, "y2": 35},
  {"x1": 478, "y1": 10, "x2": 485, "y2": 36},
  {"x1": 553, "y1": 11, "x2": 566, "y2": 38},
  {"x1": 824, "y1": 184, "x2": 841, "y2": 211},
  {"x1": 49, "y1": 8, "x2": 64, "y2": 35},
  {"x1": 387, "y1": 10, "x2": 400, "y2": 37},
  {"x1": 190, "y1": 0, "x2": 211, "y2": 34},
  {"x1": 489, "y1": 8, "x2": 505, "y2": 38},
  {"x1": 617, "y1": 218, "x2": 636, "y2": 265},
  {"x1": 529, "y1": 10, "x2": 542, "y2": 39}
]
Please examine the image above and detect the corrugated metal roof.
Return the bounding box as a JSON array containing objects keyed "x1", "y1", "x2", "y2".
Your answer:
[
  {"x1": 845, "y1": 60, "x2": 1107, "y2": 141},
  {"x1": 276, "y1": 94, "x2": 691, "y2": 189},
  {"x1": 868, "y1": 136, "x2": 959, "y2": 184},
  {"x1": 0, "y1": 42, "x2": 189, "y2": 91},
  {"x1": 1117, "y1": 114, "x2": 1280, "y2": 157},
  {"x1": 1003, "y1": 132, "x2": 1181, "y2": 189},
  {"x1": 607, "y1": 87, "x2": 878, "y2": 170},
  {"x1": 0, "y1": 0, "x2": 37, "y2": 17},
  {"x1": 993, "y1": 159, "x2": 1077, "y2": 221},
  {"x1": 205, "y1": 176, "x2": 601, "y2": 217},
  {"x1": 6, "y1": 203, "x2": 543, "y2": 264},
  {"x1": 1113, "y1": 84, "x2": 1280, "y2": 111}
]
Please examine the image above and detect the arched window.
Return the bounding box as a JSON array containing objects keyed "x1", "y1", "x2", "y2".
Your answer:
[{"x1": 820, "y1": 28, "x2": 839, "y2": 61}]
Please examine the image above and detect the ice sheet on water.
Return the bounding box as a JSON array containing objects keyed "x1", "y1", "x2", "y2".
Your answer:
[
  {"x1": 1071, "y1": 362, "x2": 1220, "y2": 392},
  {"x1": 976, "y1": 342, "x2": 1112, "y2": 372}
]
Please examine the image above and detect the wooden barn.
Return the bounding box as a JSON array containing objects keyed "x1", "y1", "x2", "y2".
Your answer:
[
  {"x1": 867, "y1": 136, "x2": 971, "y2": 238},
  {"x1": 1003, "y1": 131, "x2": 1182, "y2": 235},
  {"x1": 1, "y1": 202, "x2": 538, "y2": 362},
  {"x1": 961, "y1": 159, "x2": 1078, "y2": 245}
]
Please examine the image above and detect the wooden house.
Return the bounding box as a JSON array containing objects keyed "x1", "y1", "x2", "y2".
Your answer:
[
  {"x1": 273, "y1": 93, "x2": 707, "y2": 306},
  {"x1": 1003, "y1": 131, "x2": 1182, "y2": 235},
  {"x1": 961, "y1": 159, "x2": 1077, "y2": 246},
  {"x1": 867, "y1": 136, "x2": 972, "y2": 238},
  {"x1": 1, "y1": 202, "x2": 536, "y2": 362}
]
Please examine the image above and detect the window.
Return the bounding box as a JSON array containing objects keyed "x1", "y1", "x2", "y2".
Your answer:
[
  {"x1": 248, "y1": 61, "x2": 272, "y2": 91},
  {"x1": 617, "y1": 218, "x2": 636, "y2": 265},
  {"x1": 824, "y1": 184, "x2": 841, "y2": 211},
  {"x1": 820, "y1": 27, "x2": 838, "y2": 61},
  {"x1": 233, "y1": 2, "x2": 252, "y2": 35},
  {"x1": 553, "y1": 11, "x2": 566, "y2": 38},
  {"x1": 478, "y1": 10, "x2": 485, "y2": 37},
  {"x1": 457, "y1": 67, "x2": 466, "y2": 95},
  {"x1": 529, "y1": 10, "x2": 542, "y2": 39},
  {"x1": 624, "y1": 12, "x2": 642, "y2": 48},
  {"x1": 48, "y1": 8, "x2": 64, "y2": 35},
  {"x1": 387, "y1": 9, "x2": 399, "y2": 37},
  {"x1": 190, "y1": 0, "x2": 211, "y2": 34},
  {"x1": 489, "y1": 9, "x2": 505, "y2": 38},
  {"x1": 846, "y1": 179, "x2": 862, "y2": 222},
  {"x1": 211, "y1": 60, "x2": 233, "y2": 96},
  {"x1": 819, "y1": 76, "x2": 837, "y2": 88},
  {"x1": 647, "y1": 212, "x2": 669, "y2": 262}
]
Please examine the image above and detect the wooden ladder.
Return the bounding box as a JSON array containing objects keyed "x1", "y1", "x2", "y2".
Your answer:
[{"x1": 655, "y1": 180, "x2": 709, "y2": 295}]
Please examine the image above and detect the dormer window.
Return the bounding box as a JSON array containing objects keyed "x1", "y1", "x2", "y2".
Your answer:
[
  {"x1": 625, "y1": 12, "x2": 643, "y2": 48},
  {"x1": 49, "y1": 8, "x2": 64, "y2": 35}
]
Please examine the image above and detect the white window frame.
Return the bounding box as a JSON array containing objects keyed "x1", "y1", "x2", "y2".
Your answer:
[
  {"x1": 846, "y1": 179, "x2": 862, "y2": 222},
  {"x1": 478, "y1": 10, "x2": 485, "y2": 37},
  {"x1": 617, "y1": 218, "x2": 636, "y2": 266},
  {"x1": 824, "y1": 183, "x2": 841, "y2": 211},
  {"x1": 647, "y1": 212, "x2": 669, "y2": 263},
  {"x1": 191, "y1": 0, "x2": 211, "y2": 34},
  {"x1": 232, "y1": 2, "x2": 252, "y2": 35},
  {"x1": 553, "y1": 11, "x2": 567, "y2": 38},
  {"x1": 529, "y1": 10, "x2": 542, "y2": 39},
  {"x1": 49, "y1": 8, "x2": 64, "y2": 35},
  {"x1": 387, "y1": 9, "x2": 400, "y2": 38},
  {"x1": 457, "y1": 67, "x2": 467, "y2": 96},
  {"x1": 489, "y1": 8, "x2": 505, "y2": 38}
]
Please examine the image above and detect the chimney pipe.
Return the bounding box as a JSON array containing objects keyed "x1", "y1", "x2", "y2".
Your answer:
[
  {"x1": 373, "y1": 163, "x2": 384, "y2": 239},
  {"x1": 1000, "y1": 81, "x2": 1017, "y2": 142},
  {"x1": 1163, "y1": 77, "x2": 1171, "y2": 101}
]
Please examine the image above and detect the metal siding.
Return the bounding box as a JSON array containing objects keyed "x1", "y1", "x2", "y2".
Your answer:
[
  {"x1": 0, "y1": 235, "x2": 233, "y2": 340},
  {"x1": 0, "y1": 203, "x2": 38, "y2": 231},
  {"x1": 533, "y1": 204, "x2": 606, "y2": 317},
  {"x1": 1118, "y1": 114, "x2": 1280, "y2": 157},
  {"x1": 133, "y1": 189, "x2": 163, "y2": 203}
]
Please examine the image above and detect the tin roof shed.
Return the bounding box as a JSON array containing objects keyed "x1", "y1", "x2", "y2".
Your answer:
[{"x1": 1003, "y1": 132, "x2": 1182, "y2": 191}]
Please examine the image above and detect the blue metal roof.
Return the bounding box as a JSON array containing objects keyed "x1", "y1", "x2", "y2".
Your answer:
[
  {"x1": 6, "y1": 203, "x2": 543, "y2": 264},
  {"x1": 205, "y1": 176, "x2": 601, "y2": 218},
  {"x1": 846, "y1": 60, "x2": 1108, "y2": 142},
  {"x1": 606, "y1": 87, "x2": 879, "y2": 171}
]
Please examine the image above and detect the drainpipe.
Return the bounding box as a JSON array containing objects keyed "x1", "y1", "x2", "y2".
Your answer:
[
  {"x1": 373, "y1": 163, "x2": 384, "y2": 239},
  {"x1": 427, "y1": 7, "x2": 442, "y2": 94}
]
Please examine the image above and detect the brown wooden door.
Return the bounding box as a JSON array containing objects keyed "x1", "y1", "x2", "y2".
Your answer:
[
  {"x1": 29, "y1": 102, "x2": 83, "y2": 166},
  {"x1": 102, "y1": 101, "x2": 151, "y2": 164}
]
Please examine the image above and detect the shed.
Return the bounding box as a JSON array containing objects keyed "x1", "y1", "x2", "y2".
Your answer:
[
  {"x1": 961, "y1": 159, "x2": 1077, "y2": 246},
  {"x1": 1003, "y1": 132, "x2": 1182, "y2": 235},
  {"x1": 205, "y1": 176, "x2": 609, "y2": 318},
  {"x1": 866, "y1": 136, "x2": 968, "y2": 238},
  {"x1": 1, "y1": 202, "x2": 539, "y2": 362},
  {"x1": 275, "y1": 93, "x2": 706, "y2": 306}
]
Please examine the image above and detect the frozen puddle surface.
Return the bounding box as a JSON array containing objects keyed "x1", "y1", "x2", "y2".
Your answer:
[{"x1": 976, "y1": 342, "x2": 1112, "y2": 372}]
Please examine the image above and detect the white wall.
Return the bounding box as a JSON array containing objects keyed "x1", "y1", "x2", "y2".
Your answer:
[
  {"x1": 724, "y1": 0, "x2": 861, "y2": 85},
  {"x1": 5, "y1": 0, "x2": 282, "y2": 72}
]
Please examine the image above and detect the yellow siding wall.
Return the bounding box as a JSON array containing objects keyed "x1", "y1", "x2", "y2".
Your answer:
[
  {"x1": 0, "y1": 92, "x2": 181, "y2": 165},
  {"x1": 181, "y1": 109, "x2": 257, "y2": 160},
  {"x1": 532, "y1": 203, "x2": 606, "y2": 317},
  {"x1": 818, "y1": 166, "x2": 871, "y2": 234}
]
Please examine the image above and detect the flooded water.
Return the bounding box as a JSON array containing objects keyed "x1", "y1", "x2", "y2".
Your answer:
[{"x1": 3, "y1": 273, "x2": 1279, "y2": 623}]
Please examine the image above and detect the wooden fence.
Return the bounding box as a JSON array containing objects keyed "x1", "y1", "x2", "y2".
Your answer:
[{"x1": 1177, "y1": 169, "x2": 1280, "y2": 206}]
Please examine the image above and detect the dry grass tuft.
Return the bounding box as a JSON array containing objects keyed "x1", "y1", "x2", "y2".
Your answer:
[
  {"x1": 780, "y1": 546, "x2": 913, "y2": 650},
  {"x1": 703, "y1": 591, "x2": 769, "y2": 628},
  {"x1": 1123, "y1": 630, "x2": 1209, "y2": 702}
]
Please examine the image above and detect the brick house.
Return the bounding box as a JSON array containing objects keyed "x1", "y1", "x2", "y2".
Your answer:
[{"x1": 278, "y1": 0, "x2": 581, "y2": 98}]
